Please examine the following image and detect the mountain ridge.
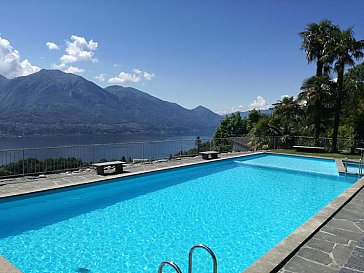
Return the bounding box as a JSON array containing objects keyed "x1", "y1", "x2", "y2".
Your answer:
[{"x1": 0, "y1": 70, "x2": 222, "y2": 136}]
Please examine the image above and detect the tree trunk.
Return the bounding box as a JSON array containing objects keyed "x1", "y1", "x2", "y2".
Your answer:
[
  {"x1": 316, "y1": 59, "x2": 323, "y2": 77},
  {"x1": 332, "y1": 67, "x2": 344, "y2": 152},
  {"x1": 314, "y1": 103, "x2": 322, "y2": 147}
]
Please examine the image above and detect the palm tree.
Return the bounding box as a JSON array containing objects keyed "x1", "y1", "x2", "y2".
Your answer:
[
  {"x1": 272, "y1": 96, "x2": 302, "y2": 120},
  {"x1": 298, "y1": 76, "x2": 334, "y2": 146},
  {"x1": 325, "y1": 27, "x2": 364, "y2": 151},
  {"x1": 299, "y1": 20, "x2": 338, "y2": 77}
]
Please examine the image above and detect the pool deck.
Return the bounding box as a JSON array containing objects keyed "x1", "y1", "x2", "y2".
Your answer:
[{"x1": 0, "y1": 151, "x2": 363, "y2": 273}]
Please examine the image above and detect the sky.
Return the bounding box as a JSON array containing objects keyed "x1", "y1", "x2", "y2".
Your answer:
[{"x1": 0, "y1": 0, "x2": 363, "y2": 114}]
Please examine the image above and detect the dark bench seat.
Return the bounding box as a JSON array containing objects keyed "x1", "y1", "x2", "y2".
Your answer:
[
  {"x1": 199, "y1": 151, "x2": 219, "y2": 160},
  {"x1": 91, "y1": 161, "x2": 126, "y2": 175}
]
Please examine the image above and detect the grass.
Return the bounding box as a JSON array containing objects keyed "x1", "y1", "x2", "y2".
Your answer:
[{"x1": 269, "y1": 149, "x2": 361, "y2": 160}]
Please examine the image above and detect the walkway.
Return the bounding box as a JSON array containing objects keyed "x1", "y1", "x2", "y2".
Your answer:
[{"x1": 278, "y1": 187, "x2": 364, "y2": 273}]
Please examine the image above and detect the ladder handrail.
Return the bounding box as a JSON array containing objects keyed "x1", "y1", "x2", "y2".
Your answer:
[
  {"x1": 158, "y1": 261, "x2": 183, "y2": 273},
  {"x1": 360, "y1": 159, "x2": 363, "y2": 175},
  {"x1": 188, "y1": 244, "x2": 217, "y2": 273}
]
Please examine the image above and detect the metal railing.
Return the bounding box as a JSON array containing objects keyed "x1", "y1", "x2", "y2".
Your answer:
[{"x1": 0, "y1": 136, "x2": 363, "y2": 178}]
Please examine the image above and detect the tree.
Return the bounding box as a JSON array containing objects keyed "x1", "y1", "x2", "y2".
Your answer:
[
  {"x1": 325, "y1": 28, "x2": 364, "y2": 151},
  {"x1": 272, "y1": 96, "x2": 302, "y2": 121},
  {"x1": 299, "y1": 20, "x2": 338, "y2": 77},
  {"x1": 213, "y1": 112, "x2": 247, "y2": 139},
  {"x1": 342, "y1": 61, "x2": 364, "y2": 140},
  {"x1": 298, "y1": 76, "x2": 334, "y2": 146}
]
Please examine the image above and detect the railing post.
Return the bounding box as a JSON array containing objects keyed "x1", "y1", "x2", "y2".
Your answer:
[
  {"x1": 142, "y1": 142, "x2": 145, "y2": 162},
  {"x1": 22, "y1": 149, "x2": 25, "y2": 178},
  {"x1": 92, "y1": 145, "x2": 95, "y2": 163},
  {"x1": 180, "y1": 139, "x2": 183, "y2": 158}
]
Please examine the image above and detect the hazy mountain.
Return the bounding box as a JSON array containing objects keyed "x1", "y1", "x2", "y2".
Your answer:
[
  {"x1": 105, "y1": 86, "x2": 221, "y2": 130},
  {"x1": 238, "y1": 109, "x2": 272, "y2": 118},
  {"x1": 0, "y1": 70, "x2": 221, "y2": 136},
  {"x1": 190, "y1": 105, "x2": 222, "y2": 125},
  {"x1": 0, "y1": 75, "x2": 8, "y2": 89}
]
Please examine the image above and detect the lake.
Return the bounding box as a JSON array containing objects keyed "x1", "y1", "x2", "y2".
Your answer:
[{"x1": 0, "y1": 134, "x2": 213, "y2": 167}]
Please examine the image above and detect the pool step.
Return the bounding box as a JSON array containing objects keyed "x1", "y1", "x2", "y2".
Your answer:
[{"x1": 158, "y1": 244, "x2": 217, "y2": 273}]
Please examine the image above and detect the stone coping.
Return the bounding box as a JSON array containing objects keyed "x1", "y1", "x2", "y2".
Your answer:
[
  {"x1": 0, "y1": 152, "x2": 259, "y2": 200},
  {"x1": 1, "y1": 151, "x2": 362, "y2": 273}
]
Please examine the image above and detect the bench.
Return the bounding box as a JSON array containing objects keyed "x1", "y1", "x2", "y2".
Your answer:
[
  {"x1": 199, "y1": 151, "x2": 219, "y2": 160},
  {"x1": 293, "y1": 146, "x2": 325, "y2": 153},
  {"x1": 91, "y1": 161, "x2": 126, "y2": 175}
]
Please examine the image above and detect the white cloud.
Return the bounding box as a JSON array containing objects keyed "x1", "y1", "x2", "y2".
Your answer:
[
  {"x1": 51, "y1": 35, "x2": 98, "y2": 74},
  {"x1": 248, "y1": 96, "x2": 270, "y2": 110},
  {"x1": 95, "y1": 73, "x2": 106, "y2": 82},
  {"x1": 51, "y1": 63, "x2": 66, "y2": 70},
  {"x1": 217, "y1": 95, "x2": 271, "y2": 115},
  {"x1": 60, "y1": 35, "x2": 98, "y2": 64},
  {"x1": 64, "y1": 66, "x2": 85, "y2": 74},
  {"x1": 143, "y1": 71, "x2": 155, "y2": 81},
  {"x1": 0, "y1": 36, "x2": 40, "y2": 78},
  {"x1": 108, "y1": 68, "x2": 155, "y2": 84},
  {"x1": 46, "y1": 42, "x2": 59, "y2": 50}
]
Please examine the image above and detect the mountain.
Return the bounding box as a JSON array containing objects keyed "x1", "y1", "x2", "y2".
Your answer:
[
  {"x1": 219, "y1": 109, "x2": 272, "y2": 119},
  {"x1": 105, "y1": 86, "x2": 221, "y2": 130},
  {"x1": 0, "y1": 70, "x2": 222, "y2": 136},
  {"x1": 238, "y1": 109, "x2": 272, "y2": 118},
  {"x1": 0, "y1": 75, "x2": 8, "y2": 89},
  {"x1": 190, "y1": 105, "x2": 222, "y2": 125}
]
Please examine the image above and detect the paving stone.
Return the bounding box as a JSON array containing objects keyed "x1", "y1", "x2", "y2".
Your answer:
[
  {"x1": 296, "y1": 247, "x2": 332, "y2": 265},
  {"x1": 332, "y1": 244, "x2": 356, "y2": 267},
  {"x1": 327, "y1": 219, "x2": 363, "y2": 233},
  {"x1": 354, "y1": 222, "x2": 364, "y2": 232},
  {"x1": 339, "y1": 267, "x2": 362, "y2": 273},
  {"x1": 321, "y1": 226, "x2": 363, "y2": 242},
  {"x1": 305, "y1": 238, "x2": 335, "y2": 253},
  {"x1": 313, "y1": 231, "x2": 350, "y2": 245},
  {"x1": 284, "y1": 256, "x2": 337, "y2": 273},
  {"x1": 344, "y1": 247, "x2": 364, "y2": 271},
  {"x1": 344, "y1": 203, "x2": 364, "y2": 213},
  {"x1": 335, "y1": 209, "x2": 363, "y2": 222},
  {"x1": 356, "y1": 236, "x2": 364, "y2": 249}
]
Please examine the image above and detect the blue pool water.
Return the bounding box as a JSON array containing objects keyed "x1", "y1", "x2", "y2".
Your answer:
[
  {"x1": 0, "y1": 154, "x2": 358, "y2": 273},
  {"x1": 235, "y1": 153, "x2": 339, "y2": 176}
]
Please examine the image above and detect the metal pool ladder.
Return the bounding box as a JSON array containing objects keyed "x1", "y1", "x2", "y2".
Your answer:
[{"x1": 158, "y1": 244, "x2": 218, "y2": 273}]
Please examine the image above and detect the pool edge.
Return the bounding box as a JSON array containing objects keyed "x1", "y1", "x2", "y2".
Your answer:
[
  {"x1": 0, "y1": 152, "x2": 263, "y2": 200},
  {"x1": 0, "y1": 256, "x2": 22, "y2": 273},
  {"x1": 241, "y1": 174, "x2": 364, "y2": 273}
]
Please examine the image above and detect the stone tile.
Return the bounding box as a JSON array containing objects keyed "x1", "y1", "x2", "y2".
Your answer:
[
  {"x1": 344, "y1": 247, "x2": 364, "y2": 271},
  {"x1": 339, "y1": 267, "x2": 362, "y2": 273},
  {"x1": 332, "y1": 244, "x2": 356, "y2": 267},
  {"x1": 326, "y1": 219, "x2": 363, "y2": 233},
  {"x1": 313, "y1": 231, "x2": 350, "y2": 245},
  {"x1": 296, "y1": 247, "x2": 332, "y2": 265},
  {"x1": 321, "y1": 226, "x2": 362, "y2": 242},
  {"x1": 284, "y1": 256, "x2": 337, "y2": 273},
  {"x1": 356, "y1": 236, "x2": 364, "y2": 249},
  {"x1": 335, "y1": 209, "x2": 363, "y2": 222},
  {"x1": 354, "y1": 222, "x2": 364, "y2": 233},
  {"x1": 344, "y1": 203, "x2": 364, "y2": 213},
  {"x1": 305, "y1": 238, "x2": 335, "y2": 253}
]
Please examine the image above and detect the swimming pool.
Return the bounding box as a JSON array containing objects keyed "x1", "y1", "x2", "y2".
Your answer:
[{"x1": 0, "y1": 153, "x2": 358, "y2": 273}]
